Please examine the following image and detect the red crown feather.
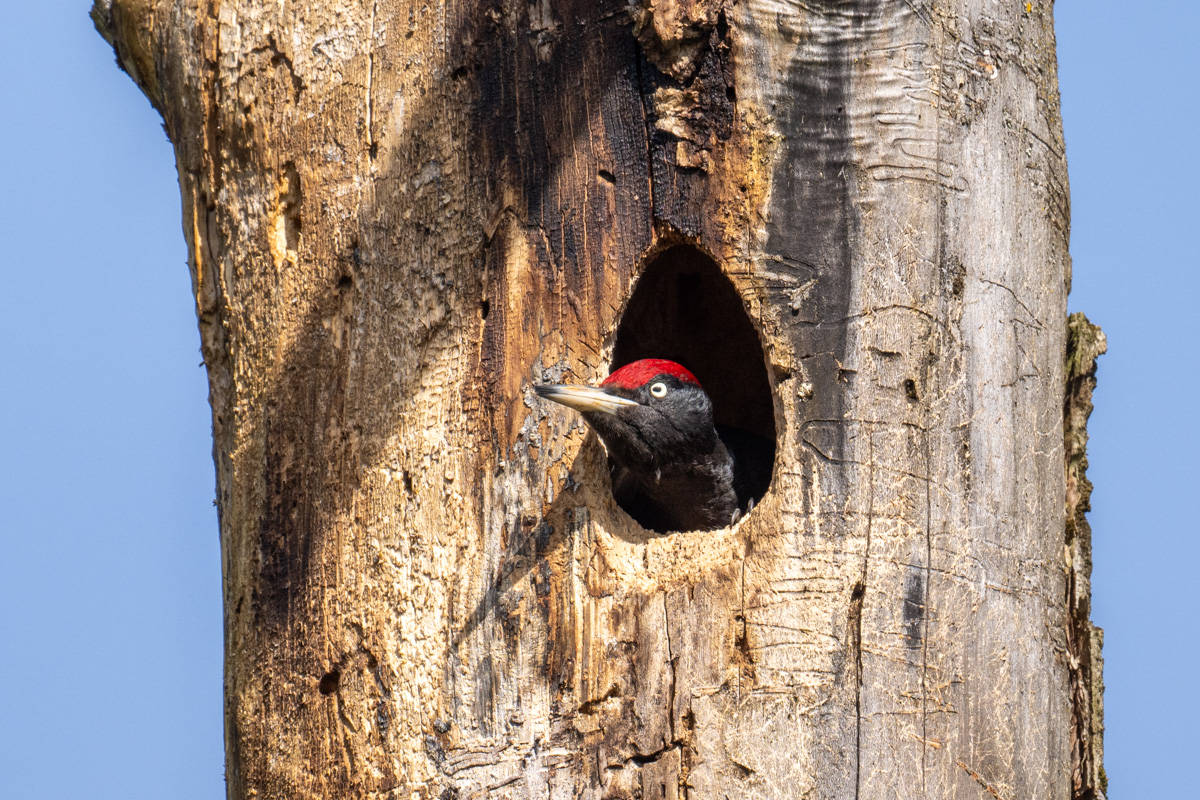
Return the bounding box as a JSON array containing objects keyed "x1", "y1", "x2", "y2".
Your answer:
[{"x1": 601, "y1": 359, "x2": 701, "y2": 390}]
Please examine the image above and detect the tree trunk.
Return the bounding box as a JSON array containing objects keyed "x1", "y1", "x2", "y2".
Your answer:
[{"x1": 94, "y1": 0, "x2": 1104, "y2": 797}]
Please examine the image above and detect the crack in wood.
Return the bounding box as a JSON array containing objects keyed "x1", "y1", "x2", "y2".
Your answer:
[
  {"x1": 365, "y1": 0, "x2": 378, "y2": 157},
  {"x1": 957, "y1": 760, "x2": 1010, "y2": 800}
]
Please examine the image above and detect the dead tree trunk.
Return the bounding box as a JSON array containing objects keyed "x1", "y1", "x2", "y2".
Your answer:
[{"x1": 94, "y1": 0, "x2": 1104, "y2": 796}]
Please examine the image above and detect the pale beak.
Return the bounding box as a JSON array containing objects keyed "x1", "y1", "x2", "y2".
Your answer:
[{"x1": 534, "y1": 383, "x2": 640, "y2": 415}]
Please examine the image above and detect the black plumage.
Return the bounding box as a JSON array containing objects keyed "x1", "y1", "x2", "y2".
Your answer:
[{"x1": 535, "y1": 359, "x2": 772, "y2": 532}]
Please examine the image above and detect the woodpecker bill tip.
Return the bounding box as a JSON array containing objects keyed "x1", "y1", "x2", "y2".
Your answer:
[{"x1": 534, "y1": 383, "x2": 640, "y2": 415}]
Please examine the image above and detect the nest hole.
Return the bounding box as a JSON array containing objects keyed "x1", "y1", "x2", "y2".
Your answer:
[{"x1": 609, "y1": 244, "x2": 776, "y2": 526}]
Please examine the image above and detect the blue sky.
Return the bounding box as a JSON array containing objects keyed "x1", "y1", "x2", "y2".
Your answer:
[
  {"x1": 0, "y1": 2, "x2": 1193, "y2": 797},
  {"x1": 1058, "y1": 0, "x2": 1200, "y2": 790}
]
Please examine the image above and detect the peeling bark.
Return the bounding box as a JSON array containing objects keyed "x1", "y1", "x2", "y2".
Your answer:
[
  {"x1": 1064, "y1": 313, "x2": 1107, "y2": 800},
  {"x1": 94, "y1": 0, "x2": 1100, "y2": 797}
]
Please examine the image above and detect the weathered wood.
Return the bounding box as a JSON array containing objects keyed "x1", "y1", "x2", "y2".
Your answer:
[
  {"x1": 94, "y1": 0, "x2": 1100, "y2": 796},
  {"x1": 1064, "y1": 313, "x2": 1107, "y2": 800}
]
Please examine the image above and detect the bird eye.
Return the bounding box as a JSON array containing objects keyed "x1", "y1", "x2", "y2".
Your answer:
[{"x1": 650, "y1": 382, "x2": 668, "y2": 398}]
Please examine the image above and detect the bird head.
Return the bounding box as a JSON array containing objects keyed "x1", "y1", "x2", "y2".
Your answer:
[{"x1": 534, "y1": 359, "x2": 719, "y2": 473}]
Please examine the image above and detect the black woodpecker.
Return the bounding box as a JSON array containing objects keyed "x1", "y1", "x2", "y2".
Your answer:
[{"x1": 535, "y1": 359, "x2": 771, "y2": 532}]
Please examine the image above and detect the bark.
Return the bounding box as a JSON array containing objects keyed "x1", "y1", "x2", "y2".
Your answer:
[
  {"x1": 1064, "y1": 313, "x2": 1107, "y2": 800},
  {"x1": 93, "y1": 0, "x2": 1103, "y2": 797}
]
